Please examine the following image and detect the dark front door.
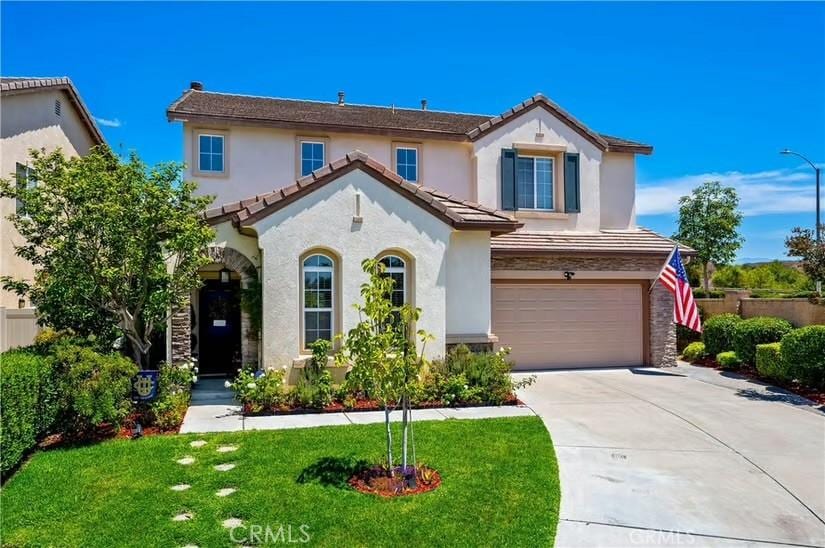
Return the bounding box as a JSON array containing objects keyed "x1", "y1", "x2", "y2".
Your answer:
[{"x1": 198, "y1": 279, "x2": 241, "y2": 376}]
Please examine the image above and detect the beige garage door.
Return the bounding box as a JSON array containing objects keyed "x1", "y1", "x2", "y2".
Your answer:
[{"x1": 492, "y1": 283, "x2": 644, "y2": 370}]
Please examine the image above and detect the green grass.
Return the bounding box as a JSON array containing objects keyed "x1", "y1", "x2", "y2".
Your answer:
[{"x1": 0, "y1": 417, "x2": 560, "y2": 547}]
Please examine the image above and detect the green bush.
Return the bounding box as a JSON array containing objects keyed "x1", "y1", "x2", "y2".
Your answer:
[
  {"x1": 52, "y1": 344, "x2": 138, "y2": 434},
  {"x1": 423, "y1": 345, "x2": 535, "y2": 406},
  {"x1": 781, "y1": 326, "x2": 825, "y2": 389},
  {"x1": 0, "y1": 350, "x2": 59, "y2": 475},
  {"x1": 229, "y1": 368, "x2": 288, "y2": 412},
  {"x1": 755, "y1": 343, "x2": 789, "y2": 382},
  {"x1": 692, "y1": 289, "x2": 725, "y2": 299},
  {"x1": 677, "y1": 305, "x2": 705, "y2": 351},
  {"x1": 682, "y1": 342, "x2": 707, "y2": 362},
  {"x1": 716, "y1": 351, "x2": 742, "y2": 370},
  {"x1": 148, "y1": 361, "x2": 195, "y2": 429},
  {"x1": 702, "y1": 314, "x2": 742, "y2": 356},
  {"x1": 731, "y1": 316, "x2": 794, "y2": 365}
]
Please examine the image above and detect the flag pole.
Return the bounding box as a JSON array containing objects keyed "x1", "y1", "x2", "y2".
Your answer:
[{"x1": 649, "y1": 245, "x2": 678, "y2": 294}]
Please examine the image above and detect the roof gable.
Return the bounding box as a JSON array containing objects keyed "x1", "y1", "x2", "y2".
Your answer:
[
  {"x1": 204, "y1": 150, "x2": 522, "y2": 234},
  {"x1": 0, "y1": 77, "x2": 105, "y2": 145}
]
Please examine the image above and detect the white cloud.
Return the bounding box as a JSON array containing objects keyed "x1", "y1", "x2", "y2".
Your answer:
[
  {"x1": 94, "y1": 117, "x2": 122, "y2": 128},
  {"x1": 637, "y1": 166, "x2": 817, "y2": 216}
]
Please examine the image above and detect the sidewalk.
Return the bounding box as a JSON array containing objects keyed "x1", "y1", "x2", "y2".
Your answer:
[{"x1": 180, "y1": 401, "x2": 536, "y2": 433}]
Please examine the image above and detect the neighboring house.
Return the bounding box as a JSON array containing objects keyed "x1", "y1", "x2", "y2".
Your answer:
[
  {"x1": 0, "y1": 77, "x2": 105, "y2": 351},
  {"x1": 167, "y1": 82, "x2": 689, "y2": 374}
]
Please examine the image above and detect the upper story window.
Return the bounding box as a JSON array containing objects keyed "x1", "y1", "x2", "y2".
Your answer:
[
  {"x1": 516, "y1": 156, "x2": 553, "y2": 210},
  {"x1": 303, "y1": 253, "x2": 334, "y2": 345},
  {"x1": 379, "y1": 255, "x2": 406, "y2": 307},
  {"x1": 395, "y1": 147, "x2": 418, "y2": 183},
  {"x1": 15, "y1": 163, "x2": 36, "y2": 215},
  {"x1": 198, "y1": 134, "x2": 225, "y2": 173},
  {"x1": 300, "y1": 141, "x2": 325, "y2": 176}
]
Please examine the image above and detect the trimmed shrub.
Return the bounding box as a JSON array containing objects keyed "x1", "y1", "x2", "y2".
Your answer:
[
  {"x1": 682, "y1": 342, "x2": 707, "y2": 362},
  {"x1": 755, "y1": 343, "x2": 789, "y2": 382},
  {"x1": 731, "y1": 316, "x2": 794, "y2": 365},
  {"x1": 148, "y1": 361, "x2": 195, "y2": 430},
  {"x1": 702, "y1": 314, "x2": 742, "y2": 356},
  {"x1": 716, "y1": 351, "x2": 742, "y2": 370},
  {"x1": 0, "y1": 350, "x2": 59, "y2": 475},
  {"x1": 52, "y1": 344, "x2": 138, "y2": 434},
  {"x1": 692, "y1": 289, "x2": 725, "y2": 299},
  {"x1": 781, "y1": 325, "x2": 825, "y2": 389}
]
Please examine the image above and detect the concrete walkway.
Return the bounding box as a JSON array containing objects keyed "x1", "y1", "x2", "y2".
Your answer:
[
  {"x1": 516, "y1": 363, "x2": 825, "y2": 548},
  {"x1": 180, "y1": 378, "x2": 535, "y2": 433}
]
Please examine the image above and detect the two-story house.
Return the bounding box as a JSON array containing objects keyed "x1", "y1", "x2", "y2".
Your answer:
[
  {"x1": 167, "y1": 82, "x2": 687, "y2": 376},
  {"x1": 0, "y1": 77, "x2": 105, "y2": 351}
]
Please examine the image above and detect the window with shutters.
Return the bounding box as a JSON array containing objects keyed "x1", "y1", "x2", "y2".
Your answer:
[{"x1": 516, "y1": 155, "x2": 554, "y2": 210}]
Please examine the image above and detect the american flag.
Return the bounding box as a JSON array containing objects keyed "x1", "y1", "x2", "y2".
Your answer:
[{"x1": 657, "y1": 246, "x2": 702, "y2": 333}]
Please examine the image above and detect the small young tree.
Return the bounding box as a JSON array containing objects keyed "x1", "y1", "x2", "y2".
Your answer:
[
  {"x1": 785, "y1": 227, "x2": 825, "y2": 295},
  {"x1": 0, "y1": 147, "x2": 214, "y2": 367},
  {"x1": 336, "y1": 258, "x2": 431, "y2": 475},
  {"x1": 673, "y1": 181, "x2": 743, "y2": 291}
]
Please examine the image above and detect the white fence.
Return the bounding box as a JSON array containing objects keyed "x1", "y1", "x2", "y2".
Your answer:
[{"x1": 0, "y1": 307, "x2": 40, "y2": 352}]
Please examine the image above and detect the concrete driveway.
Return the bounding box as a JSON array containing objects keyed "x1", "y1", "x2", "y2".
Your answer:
[{"x1": 516, "y1": 364, "x2": 825, "y2": 547}]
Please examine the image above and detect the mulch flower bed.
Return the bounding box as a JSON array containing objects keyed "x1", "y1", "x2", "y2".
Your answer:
[
  {"x1": 243, "y1": 394, "x2": 522, "y2": 416},
  {"x1": 690, "y1": 358, "x2": 825, "y2": 405},
  {"x1": 349, "y1": 465, "x2": 442, "y2": 497}
]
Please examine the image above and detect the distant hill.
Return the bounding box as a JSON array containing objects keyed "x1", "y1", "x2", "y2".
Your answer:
[{"x1": 738, "y1": 258, "x2": 801, "y2": 268}]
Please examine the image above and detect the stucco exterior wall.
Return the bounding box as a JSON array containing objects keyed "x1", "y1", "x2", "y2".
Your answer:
[
  {"x1": 599, "y1": 152, "x2": 637, "y2": 229},
  {"x1": 446, "y1": 231, "x2": 492, "y2": 337},
  {"x1": 253, "y1": 168, "x2": 481, "y2": 368},
  {"x1": 1, "y1": 90, "x2": 97, "y2": 308},
  {"x1": 472, "y1": 107, "x2": 605, "y2": 232},
  {"x1": 183, "y1": 124, "x2": 474, "y2": 206}
]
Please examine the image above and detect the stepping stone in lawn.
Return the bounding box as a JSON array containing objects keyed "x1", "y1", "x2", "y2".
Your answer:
[
  {"x1": 213, "y1": 463, "x2": 236, "y2": 472},
  {"x1": 222, "y1": 517, "x2": 243, "y2": 529},
  {"x1": 170, "y1": 484, "x2": 191, "y2": 491},
  {"x1": 172, "y1": 512, "x2": 193, "y2": 522},
  {"x1": 189, "y1": 440, "x2": 207, "y2": 448},
  {"x1": 176, "y1": 456, "x2": 195, "y2": 465},
  {"x1": 216, "y1": 445, "x2": 238, "y2": 453},
  {"x1": 215, "y1": 487, "x2": 237, "y2": 497}
]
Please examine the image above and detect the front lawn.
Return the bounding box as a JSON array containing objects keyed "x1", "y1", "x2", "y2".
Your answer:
[{"x1": 1, "y1": 417, "x2": 559, "y2": 547}]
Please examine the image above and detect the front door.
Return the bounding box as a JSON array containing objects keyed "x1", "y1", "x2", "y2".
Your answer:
[{"x1": 198, "y1": 279, "x2": 241, "y2": 376}]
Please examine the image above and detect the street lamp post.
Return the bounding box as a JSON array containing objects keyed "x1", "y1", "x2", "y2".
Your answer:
[{"x1": 781, "y1": 149, "x2": 822, "y2": 294}]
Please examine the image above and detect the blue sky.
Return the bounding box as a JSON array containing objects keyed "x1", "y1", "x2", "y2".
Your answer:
[{"x1": 2, "y1": 2, "x2": 823, "y2": 260}]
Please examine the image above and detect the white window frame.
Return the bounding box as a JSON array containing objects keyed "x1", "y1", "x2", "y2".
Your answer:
[
  {"x1": 380, "y1": 255, "x2": 406, "y2": 306},
  {"x1": 299, "y1": 140, "x2": 326, "y2": 176},
  {"x1": 395, "y1": 146, "x2": 418, "y2": 183},
  {"x1": 197, "y1": 133, "x2": 226, "y2": 174},
  {"x1": 302, "y1": 254, "x2": 334, "y2": 346},
  {"x1": 15, "y1": 163, "x2": 36, "y2": 215},
  {"x1": 516, "y1": 155, "x2": 554, "y2": 211}
]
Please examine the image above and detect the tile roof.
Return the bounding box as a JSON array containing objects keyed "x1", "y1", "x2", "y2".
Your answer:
[
  {"x1": 0, "y1": 77, "x2": 105, "y2": 145},
  {"x1": 491, "y1": 228, "x2": 695, "y2": 256},
  {"x1": 204, "y1": 150, "x2": 523, "y2": 234},
  {"x1": 168, "y1": 89, "x2": 652, "y2": 154}
]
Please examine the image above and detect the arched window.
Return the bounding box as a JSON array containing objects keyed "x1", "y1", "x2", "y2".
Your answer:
[
  {"x1": 303, "y1": 254, "x2": 334, "y2": 345},
  {"x1": 380, "y1": 255, "x2": 406, "y2": 307}
]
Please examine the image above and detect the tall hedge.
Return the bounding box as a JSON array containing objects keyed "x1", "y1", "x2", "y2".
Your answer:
[
  {"x1": 732, "y1": 317, "x2": 793, "y2": 365},
  {"x1": 781, "y1": 326, "x2": 825, "y2": 389},
  {"x1": 0, "y1": 350, "x2": 59, "y2": 475},
  {"x1": 702, "y1": 313, "x2": 741, "y2": 356}
]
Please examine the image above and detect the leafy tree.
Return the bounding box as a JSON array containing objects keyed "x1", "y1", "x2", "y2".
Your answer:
[
  {"x1": 785, "y1": 227, "x2": 825, "y2": 294},
  {"x1": 673, "y1": 181, "x2": 743, "y2": 291},
  {"x1": 336, "y1": 258, "x2": 432, "y2": 475},
  {"x1": 0, "y1": 147, "x2": 214, "y2": 367},
  {"x1": 713, "y1": 261, "x2": 811, "y2": 291}
]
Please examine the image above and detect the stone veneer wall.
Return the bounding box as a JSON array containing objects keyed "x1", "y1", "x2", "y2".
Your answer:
[
  {"x1": 491, "y1": 255, "x2": 676, "y2": 367},
  {"x1": 171, "y1": 245, "x2": 260, "y2": 367}
]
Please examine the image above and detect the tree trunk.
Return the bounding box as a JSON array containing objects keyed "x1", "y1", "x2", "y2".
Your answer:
[
  {"x1": 384, "y1": 406, "x2": 393, "y2": 474},
  {"x1": 703, "y1": 262, "x2": 710, "y2": 292},
  {"x1": 401, "y1": 395, "x2": 409, "y2": 472}
]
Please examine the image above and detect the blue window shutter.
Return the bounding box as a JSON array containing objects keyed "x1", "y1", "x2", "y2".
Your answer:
[
  {"x1": 564, "y1": 153, "x2": 581, "y2": 213},
  {"x1": 501, "y1": 148, "x2": 517, "y2": 210}
]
